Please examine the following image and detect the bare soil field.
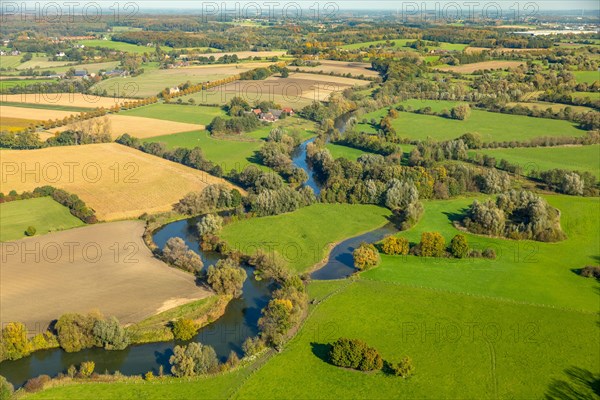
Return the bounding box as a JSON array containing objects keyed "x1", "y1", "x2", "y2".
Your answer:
[
  {"x1": 435, "y1": 60, "x2": 525, "y2": 73},
  {"x1": 291, "y1": 60, "x2": 379, "y2": 78},
  {"x1": 0, "y1": 220, "x2": 211, "y2": 330},
  {"x1": 92, "y1": 62, "x2": 276, "y2": 98},
  {"x1": 1, "y1": 93, "x2": 135, "y2": 109},
  {"x1": 186, "y1": 72, "x2": 370, "y2": 107},
  {"x1": 0, "y1": 143, "x2": 243, "y2": 220},
  {"x1": 0, "y1": 105, "x2": 75, "y2": 121},
  {"x1": 49, "y1": 114, "x2": 204, "y2": 139}
]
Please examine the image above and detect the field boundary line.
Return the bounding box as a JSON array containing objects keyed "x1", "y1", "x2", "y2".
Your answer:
[{"x1": 359, "y1": 277, "x2": 597, "y2": 315}]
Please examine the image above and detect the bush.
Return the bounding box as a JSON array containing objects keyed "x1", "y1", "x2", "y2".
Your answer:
[
  {"x1": 381, "y1": 236, "x2": 410, "y2": 255},
  {"x1": 390, "y1": 356, "x2": 414, "y2": 378},
  {"x1": 25, "y1": 226, "x2": 36, "y2": 236},
  {"x1": 329, "y1": 338, "x2": 383, "y2": 371},
  {"x1": 169, "y1": 342, "x2": 219, "y2": 377},
  {"x1": 580, "y1": 266, "x2": 600, "y2": 279},
  {"x1": 24, "y1": 375, "x2": 51, "y2": 393},
  {"x1": 78, "y1": 361, "x2": 95, "y2": 378},
  {"x1": 353, "y1": 243, "x2": 380, "y2": 270},
  {"x1": 419, "y1": 232, "x2": 446, "y2": 257},
  {"x1": 197, "y1": 213, "x2": 223, "y2": 236},
  {"x1": 55, "y1": 312, "x2": 102, "y2": 352},
  {"x1": 450, "y1": 234, "x2": 469, "y2": 258},
  {"x1": 1, "y1": 322, "x2": 32, "y2": 360},
  {"x1": 207, "y1": 258, "x2": 247, "y2": 297},
  {"x1": 172, "y1": 318, "x2": 198, "y2": 341},
  {"x1": 0, "y1": 376, "x2": 14, "y2": 400},
  {"x1": 242, "y1": 336, "x2": 265, "y2": 357},
  {"x1": 482, "y1": 248, "x2": 497, "y2": 259},
  {"x1": 92, "y1": 316, "x2": 130, "y2": 350}
]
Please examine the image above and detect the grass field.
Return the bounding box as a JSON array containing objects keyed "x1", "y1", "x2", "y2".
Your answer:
[
  {"x1": 0, "y1": 55, "x2": 22, "y2": 69},
  {"x1": 0, "y1": 197, "x2": 83, "y2": 241},
  {"x1": 142, "y1": 116, "x2": 317, "y2": 171},
  {"x1": 0, "y1": 78, "x2": 58, "y2": 91},
  {"x1": 573, "y1": 71, "x2": 600, "y2": 84},
  {"x1": 357, "y1": 101, "x2": 585, "y2": 142},
  {"x1": 476, "y1": 145, "x2": 600, "y2": 179},
  {"x1": 0, "y1": 220, "x2": 210, "y2": 329},
  {"x1": 325, "y1": 143, "x2": 368, "y2": 160},
  {"x1": 16, "y1": 56, "x2": 73, "y2": 70},
  {"x1": 77, "y1": 39, "x2": 161, "y2": 54},
  {"x1": 506, "y1": 101, "x2": 596, "y2": 114},
  {"x1": 0, "y1": 143, "x2": 242, "y2": 220},
  {"x1": 220, "y1": 203, "x2": 392, "y2": 273},
  {"x1": 121, "y1": 103, "x2": 227, "y2": 125},
  {"x1": 340, "y1": 39, "x2": 467, "y2": 52},
  {"x1": 92, "y1": 62, "x2": 276, "y2": 98},
  {"x1": 21, "y1": 195, "x2": 600, "y2": 399}
]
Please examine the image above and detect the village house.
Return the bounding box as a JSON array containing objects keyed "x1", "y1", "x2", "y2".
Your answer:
[
  {"x1": 55, "y1": 52, "x2": 66, "y2": 57},
  {"x1": 168, "y1": 87, "x2": 180, "y2": 95}
]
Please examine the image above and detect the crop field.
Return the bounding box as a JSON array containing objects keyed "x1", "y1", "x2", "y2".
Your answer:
[
  {"x1": 219, "y1": 203, "x2": 392, "y2": 273},
  {"x1": 435, "y1": 61, "x2": 525, "y2": 73},
  {"x1": 475, "y1": 145, "x2": 600, "y2": 179},
  {"x1": 292, "y1": 60, "x2": 379, "y2": 78},
  {"x1": 572, "y1": 71, "x2": 600, "y2": 84},
  {"x1": 121, "y1": 103, "x2": 228, "y2": 125},
  {"x1": 142, "y1": 116, "x2": 317, "y2": 171},
  {"x1": 0, "y1": 197, "x2": 83, "y2": 242},
  {"x1": 1, "y1": 93, "x2": 133, "y2": 109},
  {"x1": 0, "y1": 105, "x2": 75, "y2": 121},
  {"x1": 182, "y1": 73, "x2": 370, "y2": 107},
  {"x1": 0, "y1": 143, "x2": 242, "y2": 220},
  {"x1": 49, "y1": 114, "x2": 205, "y2": 139},
  {"x1": 357, "y1": 102, "x2": 585, "y2": 142},
  {"x1": 0, "y1": 116, "x2": 39, "y2": 132},
  {"x1": 0, "y1": 220, "x2": 211, "y2": 330},
  {"x1": 92, "y1": 62, "x2": 276, "y2": 98}
]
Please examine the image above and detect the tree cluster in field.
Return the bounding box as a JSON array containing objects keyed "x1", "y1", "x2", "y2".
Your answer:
[
  {"x1": 173, "y1": 184, "x2": 242, "y2": 216},
  {"x1": 259, "y1": 128, "x2": 308, "y2": 185},
  {"x1": 0, "y1": 311, "x2": 131, "y2": 363},
  {"x1": 0, "y1": 186, "x2": 97, "y2": 224},
  {"x1": 464, "y1": 190, "x2": 566, "y2": 242},
  {"x1": 162, "y1": 237, "x2": 204, "y2": 274},
  {"x1": 169, "y1": 342, "x2": 240, "y2": 377},
  {"x1": 207, "y1": 114, "x2": 262, "y2": 135},
  {"x1": 328, "y1": 338, "x2": 414, "y2": 378},
  {"x1": 536, "y1": 169, "x2": 598, "y2": 197}
]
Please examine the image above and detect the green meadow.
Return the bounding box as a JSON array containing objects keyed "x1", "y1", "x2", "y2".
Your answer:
[
  {"x1": 0, "y1": 79, "x2": 58, "y2": 91},
  {"x1": 340, "y1": 39, "x2": 467, "y2": 52},
  {"x1": 121, "y1": 103, "x2": 228, "y2": 125},
  {"x1": 141, "y1": 116, "x2": 316, "y2": 171},
  {"x1": 325, "y1": 143, "x2": 368, "y2": 160},
  {"x1": 476, "y1": 144, "x2": 600, "y2": 179},
  {"x1": 572, "y1": 71, "x2": 600, "y2": 84},
  {"x1": 0, "y1": 197, "x2": 83, "y2": 241},
  {"x1": 220, "y1": 203, "x2": 392, "y2": 273},
  {"x1": 77, "y1": 40, "x2": 161, "y2": 54},
  {"x1": 357, "y1": 101, "x2": 585, "y2": 142}
]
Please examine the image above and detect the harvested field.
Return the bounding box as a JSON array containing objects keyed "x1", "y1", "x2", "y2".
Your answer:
[
  {"x1": 0, "y1": 93, "x2": 136, "y2": 109},
  {"x1": 0, "y1": 116, "x2": 39, "y2": 132},
  {"x1": 49, "y1": 114, "x2": 204, "y2": 139},
  {"x1": 0, "y1": 143, "x2": 243, "y2": 220},
  {"x1": 92, "y1": 62, "x2": 276, "y2": 98},
  {"x1": 0, "y1": 105, "x2": 75, "y2": 121},
  {"x1": 183, "y1": 72, "x2": 370, "y2": 107},
  {"x1": 0, "y1": 220, "x2": 211, "y2": 330},
  {"x1": 436, "y1": 60, "x2": 525, "y2": 73},
  {"x1": 290, "y1": 60, "x2": 378, "y2": 78}
]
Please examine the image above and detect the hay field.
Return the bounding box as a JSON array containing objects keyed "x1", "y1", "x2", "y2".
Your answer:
[
  {"x1": 436, "y1": 60, "x2": 525, "y2": 73},
  {"x1": 1, "y1": 93, "x2": 135, "y2": 109},
  {"x1": 92, "y1": 62, "x2": 276, "y2": 98},
  {"x1": 0, "y1": 220, "x2": 211, "y2": 330},
  {"x1": 0, "y1": 143, "x2": 243, "y2": 220},
  {"x1": 49, "y1": 114, "x2": 204, "y2": 139},
  {"x1": 0, "y1": 105, "x2": 75, "y2": 120},
  {"x1": 292, "y1": 60, "x2": 379, "y2": 78},
  {"x1": 184, "y1": 72, "x2": 370, "y2": 107}
]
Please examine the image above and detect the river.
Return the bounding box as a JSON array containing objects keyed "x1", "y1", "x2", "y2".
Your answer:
[{"x1": 0, "y1": 111, "x2": 395, "y2": 387}]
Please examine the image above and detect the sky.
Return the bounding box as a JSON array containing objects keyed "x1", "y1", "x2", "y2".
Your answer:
[{"x1": 132, "y1": 1, "x2": 599, "y2": 11}]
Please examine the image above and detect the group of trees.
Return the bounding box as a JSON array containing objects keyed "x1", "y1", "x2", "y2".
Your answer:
[
  {"x1": 379, "y1": 233, "x2": 495, "y2": 260},
  {"x1": 54, "y1": 312, "x2": 129, "y2": 353},
  {"x1": 173, "y1": 185, "x2": 242, "y2": 216},
  {"x1": 162, "y1": 237, "x2": 204, "y2": 274},
  {"x1": 329, "y1": 338, "x2": 414, "y2": 377},
  {"x1": 207, "y1": 115, "x2": 262, "y2": 135},
  {"x1": 169, "y1": 342, "x2": 220, "y2": 377},
  {"x1": 259, "y1": 128, "x2": 308, "y2": 185},
  {"x1": 536, "y1": 169, "x2": 597, "y2": 196},
  {"x1": 206, "y1": 258, "x2": 247, "y2": 297},
  {"x1": 464, "y1": 190, "x2": 566, "y2": 242}
]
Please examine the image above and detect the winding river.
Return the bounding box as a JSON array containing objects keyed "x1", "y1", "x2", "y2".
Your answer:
[{"x1": 0, "y1": 112, "x2": 394, "y2": 387}]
